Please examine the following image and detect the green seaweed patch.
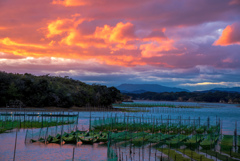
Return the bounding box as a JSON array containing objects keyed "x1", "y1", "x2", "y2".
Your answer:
[
  {"x1": 220, "y1": 135, "x2": 233, "y2": 151},
  {"x1": 0, "y1": 120, "x2": 74, "y2": 133},
  {"x1": 178, "y1": 149, "x2": 214, "y2": 161},
  {"x1": 158, "y1": 148, "x2": 191, "y2": 161},
  {"x1": 200, "y1": 150, "x2": 239, "y2": 161}
]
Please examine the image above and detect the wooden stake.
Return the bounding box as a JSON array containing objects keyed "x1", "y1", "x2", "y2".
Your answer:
[
  {"x1": 13, "y1": 129, "x2": 18, "y2": 161},
  {"x1": 72, "y1": 147, "x2": 75, "y2": 161}
]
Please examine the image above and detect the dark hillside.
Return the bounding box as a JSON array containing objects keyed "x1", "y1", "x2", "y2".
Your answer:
[
  {"x1": 117, "y1": 84, "x2": 188, "y2": 93},
  {"x1": 0, "y1": 71, "x2": 122, "y2": 108}
]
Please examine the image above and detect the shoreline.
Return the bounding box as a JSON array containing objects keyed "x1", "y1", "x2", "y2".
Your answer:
[
  {"x1": 0, "y1": 106, "x2": 123, "y2": 112},
  {"x1": 130, "y1": 99, "x2": 240, "y2": 105},
  {"x1": 1, "y1": 100, "x2": 239, "y2": 112}
]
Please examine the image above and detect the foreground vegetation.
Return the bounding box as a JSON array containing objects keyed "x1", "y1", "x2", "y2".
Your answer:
[{"x1": 0, "y1": 71, "x2": 123, "y2": 108}]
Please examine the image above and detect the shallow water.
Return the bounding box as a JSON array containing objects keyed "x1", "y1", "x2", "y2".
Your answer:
[
  {"x1": 0, "y1": 129, "x2": 108, "y2": 161},
  {"x1": 0, "y1": 101, "x2": 240, "y2": 160}
]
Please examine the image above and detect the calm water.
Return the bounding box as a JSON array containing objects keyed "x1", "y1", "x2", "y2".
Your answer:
[{"x1": 0, "y1": 101, "x2": 240, "y2": 161}]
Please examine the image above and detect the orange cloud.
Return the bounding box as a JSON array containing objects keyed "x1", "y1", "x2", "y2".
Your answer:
[
  {"x1": 60, "y1": 30, "x2": 77, "y2": 45},
  {"x1": 95, "y1": 22, "x2": 136, "y2": 44},
  {"x1": 59, "y1": 28, "x2": 107, "y2": 48},
  {"x1": 49, "y1": 40, "x2": 56, "y2": 46},
  {"x1": 1, "y1": 48, "x2": 45, "y2": 58},
  {"x1": 43, "y1": 19, "x2": 174, "y2": 66},
  {"x1": 47, "y1": 17, "x2": 85, "y2": 38},
  {"x1": 214, "y1": 23, "x2": 240, "y2": 46},
  {"x1": 0, "y1": 37, "x2": 46, "y2": 49},
  {"x1": 52, "y1": 0, "x2": 147, "y2": 7},
  {"x1": 47, "y1": 19, "x2": 71, "y2": 37},
  {"x1": 45, "y1": 16, "x2": 170, "y2": 57},
  {"x1": 140, "y1": 39, "x2": 176, "y2": 57},
  {"x1": 0, "y1": 27, "x2": 7, "y2": 30},
  {"x1": 0, "y1": 9, "x2": 174, "y2": 68},
  {"x1": 0, "y1": 38, "x2": 142, "y2": 67},
  {"x1": 92, "y1": 22, "x2": 139, "y2": 51},
  {"x1": 55, "y1": 21, "x2": 138, "y2": 50},
  {"x1": 46, "y1": 16, "x2": 100, "y2": 48},
  {"x1": 52, "y1": 0, "x2": 88, "y2": 6},
  {"x1": 110, "y1": 22, "x2": 136, "y2": 44},
  {"x1": 96, "y1": 55, "x2": 146, "y2": 67}
]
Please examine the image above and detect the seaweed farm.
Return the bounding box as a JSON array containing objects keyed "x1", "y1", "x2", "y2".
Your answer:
[
  {"x1": 0, "y1": 101, "x2": 240, "y2": 160},
  {"x1": 0, "y1": 112, "x2": 77, "y2": 133}
]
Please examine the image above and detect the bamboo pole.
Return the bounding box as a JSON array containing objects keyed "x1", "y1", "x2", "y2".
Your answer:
[
  {"x1": 72, "y1": 147, "x2": 75, "y2": 161},
  {"x1": 89, "y1": 110, "x2": 92, "y2": 131},
  {"x1": 25, "y1": 128, "x2": 28, "y2": 144},
  {"x1": 13, "y1": 129, "x2": 18, "y2": 161}
]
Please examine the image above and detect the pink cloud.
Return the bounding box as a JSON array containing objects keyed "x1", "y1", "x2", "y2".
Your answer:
[
  {"x1": 140, "y1": 40, "x2": 176, "y2": 57},
  {"x1": 0, "y1": 52, "x2": 25, "y2": 59},
  {"x1": 222, "y1": 58, "x2": 233, "y2": 63},
  {"x1": 214, "y1": 22, "x2": 240, "y2": 46},
  {"x1": 229, "y1": 0, "x2": 240, "y2": 5}
]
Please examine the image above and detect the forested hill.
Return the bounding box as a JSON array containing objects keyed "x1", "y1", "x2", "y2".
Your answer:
[
  {"x1": 125, "y1": 91, "x2": 240, "y2": 104},
  {"x1": 0, "y1": 71, "x2": 123, "y2": 108},
  {"x1": 117, "y1": 84, "x2": 188, "y2": 93}
]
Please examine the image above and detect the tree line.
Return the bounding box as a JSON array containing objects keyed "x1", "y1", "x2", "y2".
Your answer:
[
  {"x1": 0, "y1": 71, "x2": 123, "y2": 108},
  {"x1": 125, "y1": 91, "x2": 240, "y2": 104}
]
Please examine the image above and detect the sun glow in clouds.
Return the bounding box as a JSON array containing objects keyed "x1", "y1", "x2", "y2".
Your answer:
[
  {"x1": 0, "y1": 0, "x2": 240, "y2": 89},
  {"x1": 0, "y1": 38, "x2": 46, "y2": 49},
  {"x1": 181, "y1": 82, "x2": 240, "y2": 87}
]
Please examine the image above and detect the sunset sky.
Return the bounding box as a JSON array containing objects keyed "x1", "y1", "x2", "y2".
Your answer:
[{"x1": 0, "y1": 0, "x2": 240, "y2": 91}]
